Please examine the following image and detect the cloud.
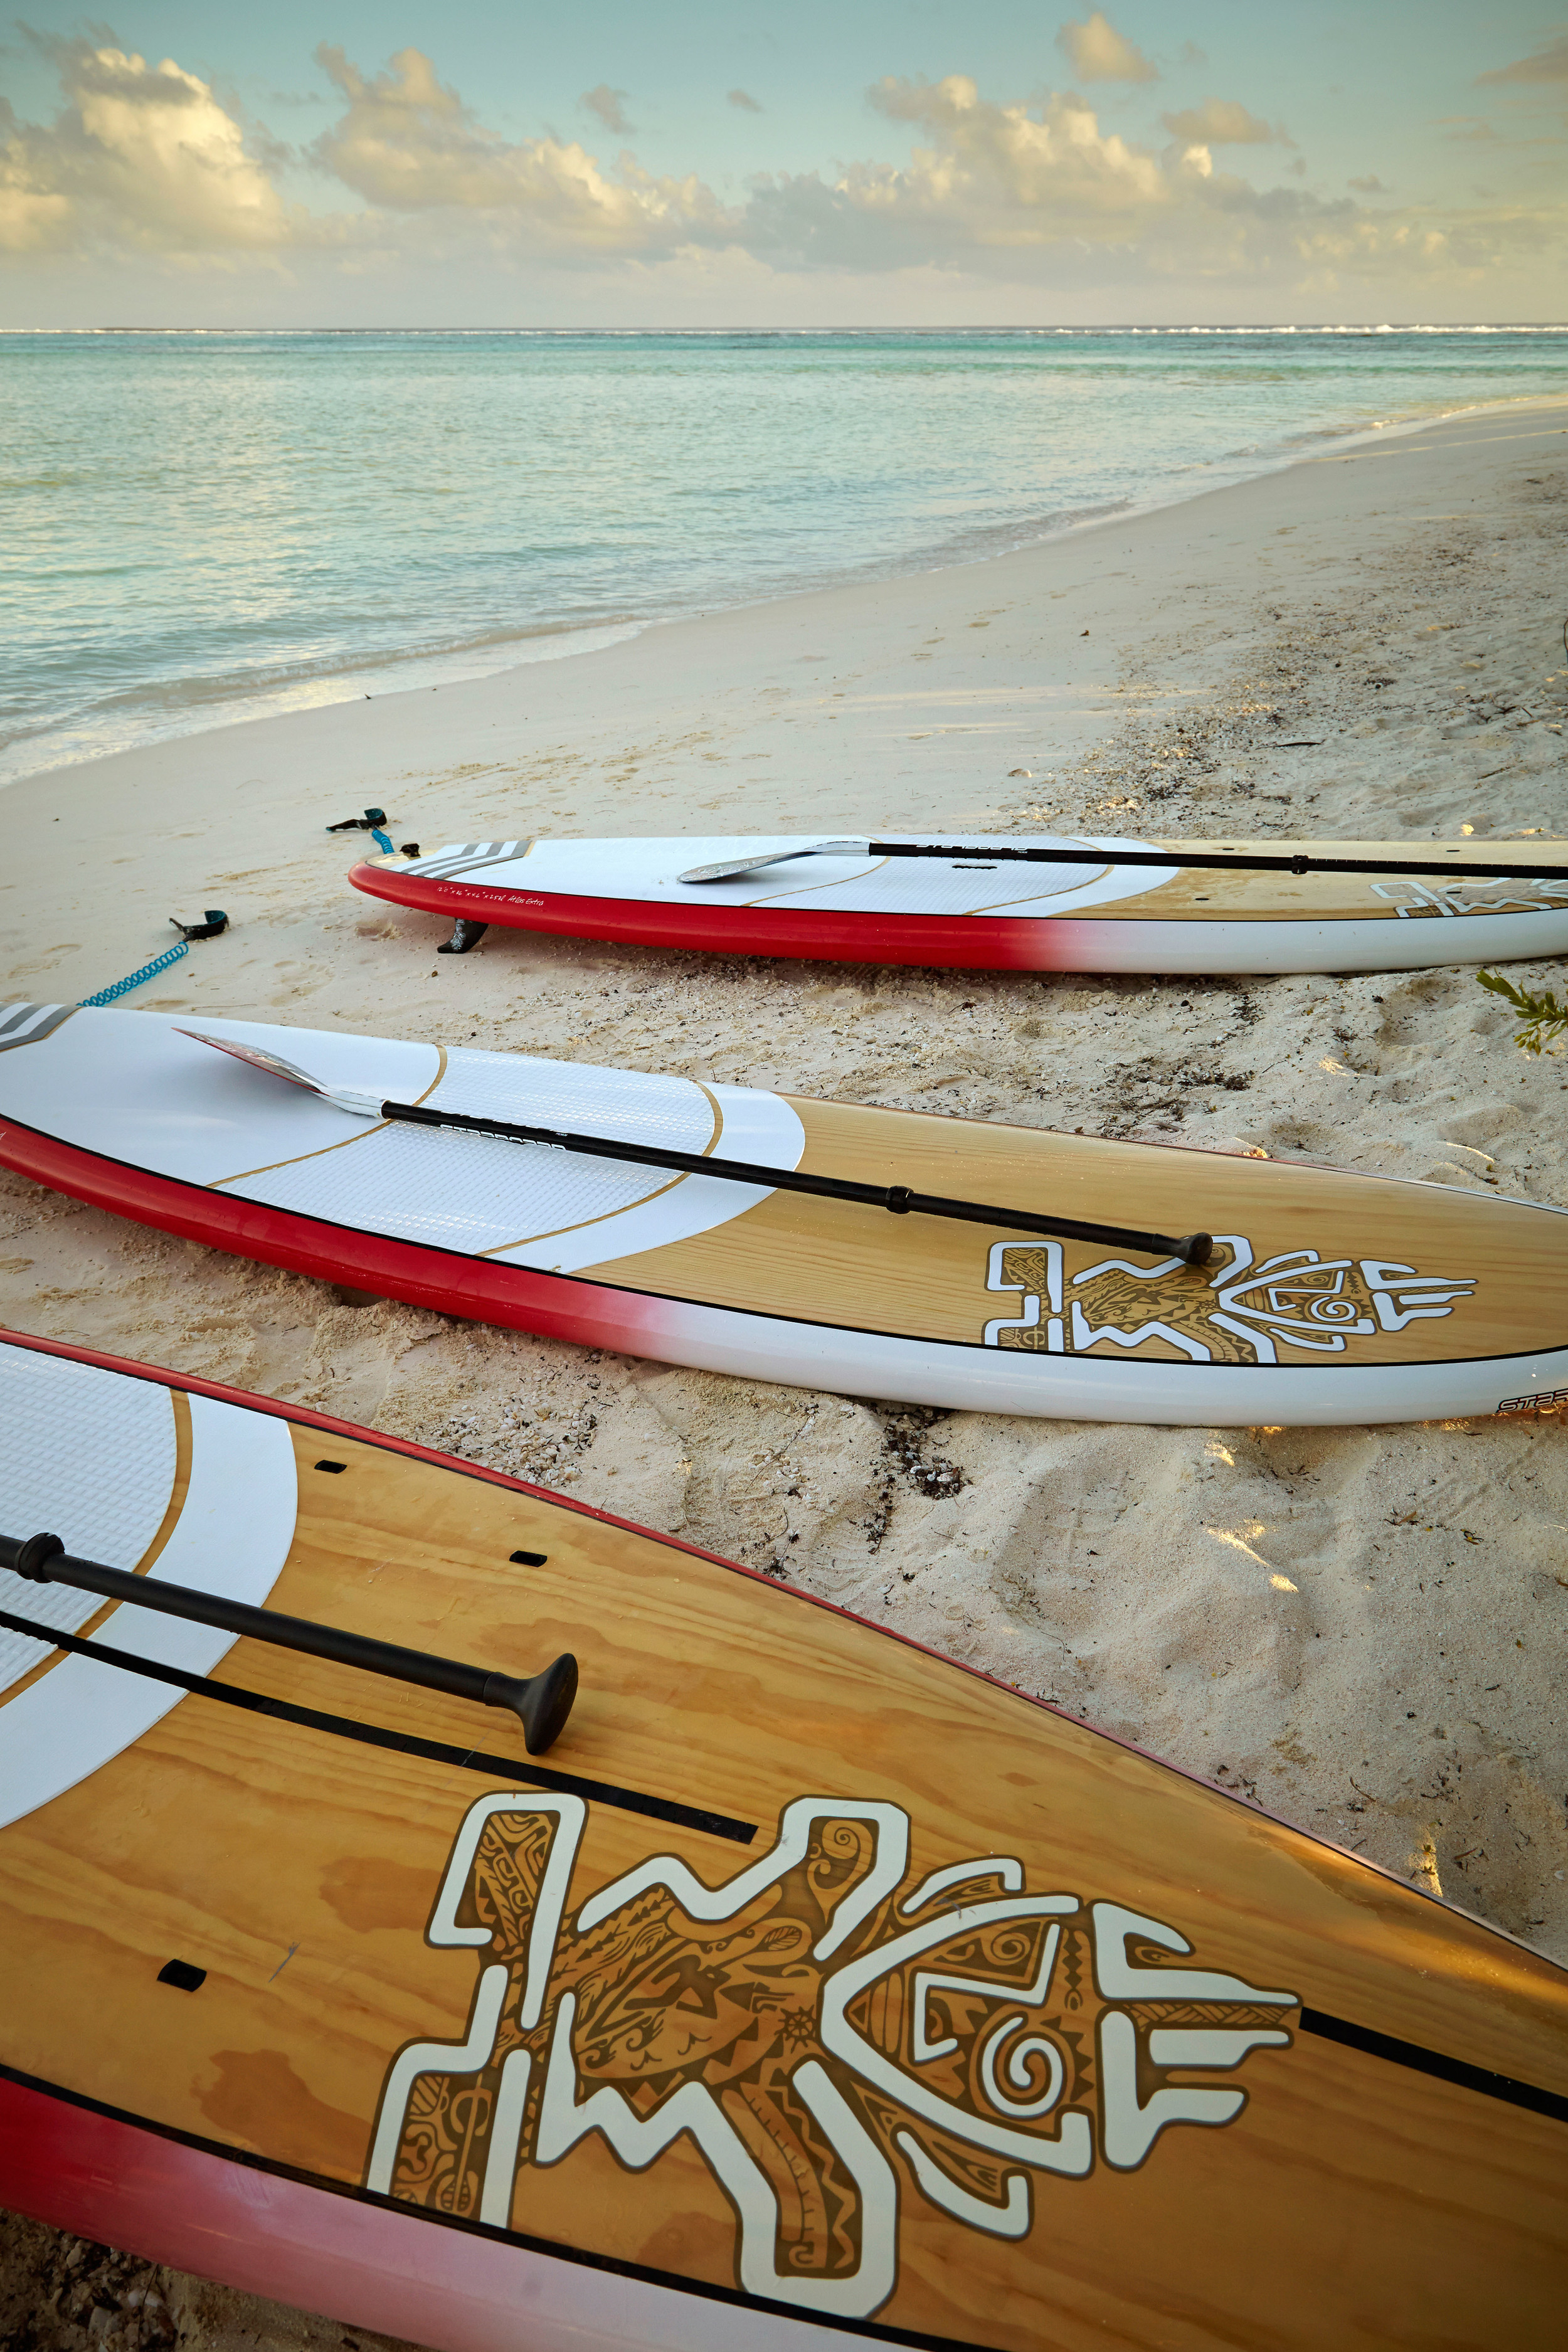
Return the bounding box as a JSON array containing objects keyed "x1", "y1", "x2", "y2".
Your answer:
[
  {"x1": 1054, "y1": 12, "x2": 1157, "y2": 85},
  {"x1": 0, "y1": 34, "x2": 289, "y2": 253},
  {"x1": 310, "y1": 46, "x2": 728, "y2": 252},
  {"x1": 744, "y1": 76, "x2": 1195, "y2": 272},
  {"x1": 1478, "y1": 34, "x2": 1568, "y2": 83},
  {"x1": 728, "y1": 88, "x2": 763, "y2": 113},
  {"x1": 867, "y1": 74, "x2": 1163, "y2": 226},
  {"x1": 738, "y1": 68, "x2": 1568, "y2": 297},
  {"x1": 1160, "y1": 98, "x2": 1290, "y2": 147},
  {"x1": 581, "y1": 85, "x2": 633, "y2": 135},
  {"x1": 5, "y1": 33, "x2": 1562, "y2": 311}
]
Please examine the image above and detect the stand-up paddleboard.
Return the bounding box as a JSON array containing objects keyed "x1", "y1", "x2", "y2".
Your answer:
[
  {"x1": 1, "y1": 1327, "x2": 1564, "y2": 2352},
  {"x1": 351, "y1": 833, "x2": 1568, "y2": 974},
  {"x1": 3, "y1": 1002, "x2": 1567, "y2": 1427}
]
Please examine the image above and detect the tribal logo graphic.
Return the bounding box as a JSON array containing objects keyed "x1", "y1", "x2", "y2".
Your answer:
[
  {"x1": 366, "y1": 1796, "x2": 1295, "y2": 2319},
  {"x1": 1369, "y1": 876, "x2": 1568, "y2": 921},
  {"x1": 983, "y1": 1234, "x2": 1476, "y2": 1363}
]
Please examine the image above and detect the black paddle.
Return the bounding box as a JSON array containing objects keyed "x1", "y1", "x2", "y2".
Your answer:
[
  {"x1": 677, "y1": 837, "x2": 1568, "y2": 886},
  {"x1": 379, "y1": 1098, "x2": 1216, "y2": 1266},
  {"x1": 179, "y1": 1029, "x2": 1215, "y2": 1268},
  {"x1": 0, "y1": 1532, "x2": 578, "y2": 1756}
]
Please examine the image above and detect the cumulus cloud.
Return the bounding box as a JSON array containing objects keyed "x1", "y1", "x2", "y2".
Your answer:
[
  {"x1": 734, "y1": 67, "x2": 1564, "y2": 297},
  {"x1": 728, "y1": 88, "x2": 763, "y2": 112},
  {"x1": 1478, "y1": 34, "x2": 1568, "y2": 83},
  {"x1": 0, "y1": 34, "x2": 288, "y2": 253},
  {"x1": 310, "y1": 46, "x2": 728, "y2": 252},
  {"x1": 3, "y1": 32, "x2": 1560, "y2": 309},
  {"x1": 742, "y1": 77, "x2": 1179, "y2": 270},
  {"x1": 581, "y1": 85, "x2": 633, "y2": 134},
  {"x1": 1054, "y1": 11, "x2": 1157, "y2": 85},
  {"x1": 1160, "y1": 98, "x2": 1290, "y2": 147}
]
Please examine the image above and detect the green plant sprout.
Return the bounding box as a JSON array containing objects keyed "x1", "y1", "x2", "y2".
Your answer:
[{"x1": 1477, "y1": 968, "x2": 1568, "y2": 1056}]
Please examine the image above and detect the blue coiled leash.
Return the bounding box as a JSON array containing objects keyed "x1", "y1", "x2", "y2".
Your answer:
[{"x1": 79, "y1": 912, "x2": 229, "y2": 1008}]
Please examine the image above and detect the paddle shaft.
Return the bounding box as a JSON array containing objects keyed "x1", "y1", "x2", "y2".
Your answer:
[
  {"x1": 0, "y1": 1533, "x2": 578, "y2": 1754},
  {"x1": 379, "y1": 1098, "x2": 1214, "y2": 1266},
  {"x1": 761, "y1": 840, "x2": 1568, "y2": 883}
]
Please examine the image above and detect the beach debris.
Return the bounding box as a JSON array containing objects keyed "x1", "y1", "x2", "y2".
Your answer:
[{"x1": 1476, "y1": 968, "x2": 1567, "y2": 1056}]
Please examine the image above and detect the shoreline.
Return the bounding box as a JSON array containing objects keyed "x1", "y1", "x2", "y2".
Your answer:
[{"x1": 7, "y1": 383, "x2": 1562, "y2": 793}]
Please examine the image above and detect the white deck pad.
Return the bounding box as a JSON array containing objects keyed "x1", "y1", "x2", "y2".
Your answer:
[
  {"x1": 0, "y1": 1343, "x2": 297, "y2": 1826},
  {"x1": 399, "y1": 834, "x2": 1170, "y2": 918}
]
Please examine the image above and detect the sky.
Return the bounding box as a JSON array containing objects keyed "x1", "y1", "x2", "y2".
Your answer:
[{"x1": 1, "y1": 4, "x2": 1565, "y2": 325}]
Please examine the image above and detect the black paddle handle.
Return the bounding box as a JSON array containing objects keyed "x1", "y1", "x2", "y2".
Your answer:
[
  {"x1": 381, "y1": 1099, "x2": 1213, "y2": 1266},
  {"x1": 0, "y1": 1533, "x2": 578, "y2": 1756},
  {"x1": 864, "y1": 840, "x2": 1568, "y2": 882}
]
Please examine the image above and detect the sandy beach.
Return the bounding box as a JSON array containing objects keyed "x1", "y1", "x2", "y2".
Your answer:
[{"x1": 4, "y1": 395, "x2": 1568, "y2": 2345}]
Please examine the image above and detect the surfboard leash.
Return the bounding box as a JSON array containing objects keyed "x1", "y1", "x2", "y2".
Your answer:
[{"x1": 77, "y1": 912, "x2": 229, "y2": 1009}]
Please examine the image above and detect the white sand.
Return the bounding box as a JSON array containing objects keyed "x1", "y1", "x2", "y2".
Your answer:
[{"x1": 4, "y1": 396, "x2": 1568, "y2": 1980}]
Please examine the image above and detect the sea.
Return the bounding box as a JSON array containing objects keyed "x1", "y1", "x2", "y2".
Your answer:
[{"x1": 4, "y1": 326, "x2": 1565, "y2": 785}]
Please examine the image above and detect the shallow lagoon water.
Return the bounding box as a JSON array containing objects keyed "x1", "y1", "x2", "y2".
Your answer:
[{"x1": 3, "y1": 324, "x2": 1565, "y2": 781}]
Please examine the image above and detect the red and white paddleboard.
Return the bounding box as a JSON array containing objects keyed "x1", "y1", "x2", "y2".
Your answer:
[
  {"x1": 2, "y1": 1328, "x2": 1565, "y2": 2352},
  {"x1": 351, "y1": 834, "x2": 1568, "y2": 974},
  {"x1": 1, "y1": 1002, "x2": 1567, "y2": 1428}
]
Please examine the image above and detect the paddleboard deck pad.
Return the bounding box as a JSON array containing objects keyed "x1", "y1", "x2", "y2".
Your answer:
[
  {"x1": 2, "y1": 1003, "x2": 1567, "y2": 1425},
  {"x1": 352, "y1": 834, "x2": 1568, "y2": 974},
  {"x1": 1, "y1": 1326, "x2": 1564, "y2": 2351}
]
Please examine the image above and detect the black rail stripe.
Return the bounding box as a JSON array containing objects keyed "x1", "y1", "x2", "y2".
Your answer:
[
  {"x1": 0, "y1": 1609, "x2": 753, "y2": 1845},
  {"x1": 1300, "y1": 2007, "x2": 1568, "y2": 2124}
]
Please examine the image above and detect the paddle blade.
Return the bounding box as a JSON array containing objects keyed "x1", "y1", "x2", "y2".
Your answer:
[
  {"x1": 677, "y1": 839, "x2": 868, "y2": 884},
  {"x1": 176, "y1": 1029, "x2": 384, "y2": 1120}
]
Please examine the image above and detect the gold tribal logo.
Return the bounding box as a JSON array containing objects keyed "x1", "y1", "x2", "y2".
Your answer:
[
  {"x1": 366, "y1": 1796, "x2": 1295, "y2": 2320},
  {"x1": 983, "y1": 1234, "x2": 1476, "y2": 1364}
]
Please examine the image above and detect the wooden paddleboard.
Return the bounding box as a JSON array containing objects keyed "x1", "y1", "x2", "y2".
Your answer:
[
  {"x1": 352, "y1": 834, "x2": 1568, "y2": 974},
  {"x1": 3, "y1": 1002, "x2": 1567, "y2": 1426},
  {"x1": 0, "y1": 1327, "x2": 1564, "y2": 2352}
]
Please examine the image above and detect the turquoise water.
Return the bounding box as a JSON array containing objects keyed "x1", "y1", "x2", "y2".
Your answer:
[{"x1": 4, "y1": 327, "x2": 1565, "y2": 783}]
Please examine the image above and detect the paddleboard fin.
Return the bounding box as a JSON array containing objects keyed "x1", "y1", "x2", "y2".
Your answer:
[{"x1": 438, "y1": 918, "x2": 490, "y2": 953}]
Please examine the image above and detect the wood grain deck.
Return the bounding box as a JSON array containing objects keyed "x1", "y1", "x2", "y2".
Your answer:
[{"x1": 3, "y1": 1372, "x2": 1565, "y2": 2348}]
